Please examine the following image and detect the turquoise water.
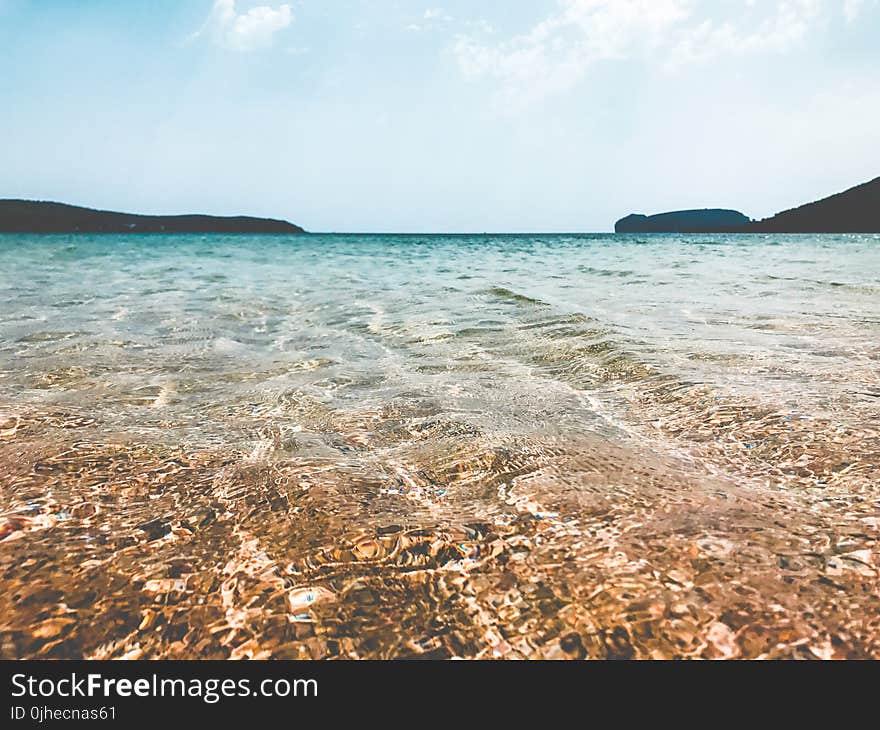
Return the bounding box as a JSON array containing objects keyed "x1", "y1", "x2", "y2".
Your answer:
[
  {"x1": 1, "y1": 233, "x2": 878, "y2": 436},
  {"x1": 1, "y1": 233, "x2": 878, "y2": 659}
]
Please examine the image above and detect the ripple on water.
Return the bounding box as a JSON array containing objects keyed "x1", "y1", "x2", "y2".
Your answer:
[{"x1": 0, "y1": 233, "x2": 878, "y2": 658}]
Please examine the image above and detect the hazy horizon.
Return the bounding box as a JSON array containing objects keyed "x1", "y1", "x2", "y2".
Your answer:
[{"x1": 2, "y1": 0, "x2": 878, "y2": 232}]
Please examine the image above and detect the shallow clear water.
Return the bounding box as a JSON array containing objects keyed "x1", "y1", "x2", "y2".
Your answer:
[{"x1": 1, "y1": 233, "x2": 878, "y2": 659}]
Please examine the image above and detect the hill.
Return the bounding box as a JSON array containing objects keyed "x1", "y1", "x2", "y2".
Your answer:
[
  {"x1": 0, "y1": 200, "x2": 305, "y2": 234},
  {"x1": 615, "y1": 209, "x2": 750, "y2": 233},
  {"x1": 746, "y1": 177, "x2": 880, "y2": 233}
]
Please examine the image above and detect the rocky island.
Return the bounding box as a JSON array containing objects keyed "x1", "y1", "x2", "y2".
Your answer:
[
  {"x1": 615, "y1": 209, "x2": 750, "y2": 233},
  {"x1": 0, "y1": 200, "x2": 305, "y2": 234},
  {"x1": 615, "y1": 176, "x2": 880, "y2": 233}
]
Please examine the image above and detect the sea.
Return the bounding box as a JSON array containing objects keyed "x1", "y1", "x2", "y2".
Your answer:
[{"x1": 0, "y1": 233, "x2": 878, "y2": 659}]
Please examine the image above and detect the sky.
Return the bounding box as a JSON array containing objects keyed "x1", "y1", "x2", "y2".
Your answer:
[{"x1": 1, "y1": 0, "x2": 878, "y2": 232}]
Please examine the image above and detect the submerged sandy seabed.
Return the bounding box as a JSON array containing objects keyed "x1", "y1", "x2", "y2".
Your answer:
[{"x1": 1, "y1": 371, "x2": 877, "y2": 660}]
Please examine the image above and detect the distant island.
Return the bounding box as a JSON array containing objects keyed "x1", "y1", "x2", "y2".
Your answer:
[
  {"x1": 615, "y1": 176, "x2": 880, "y2": 233},
  {"x1": 0, "y1": 200, "x2": 305, "y2": 234},
  {"x1": 615, "y1": 209, "x2": 750, "y2": 233}
]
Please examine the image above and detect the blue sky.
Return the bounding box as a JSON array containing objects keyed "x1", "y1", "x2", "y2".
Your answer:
[{"x1": 1, "y1": 0, "x2": 878, "y2": 231}]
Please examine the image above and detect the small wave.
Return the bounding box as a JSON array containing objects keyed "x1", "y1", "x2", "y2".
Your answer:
[
  {"x1": 576, "y1": 265, "x2": 636, "y2": 278},
  {"x1": 482, "y1": 287, "x2": 549, "y2": 307}
]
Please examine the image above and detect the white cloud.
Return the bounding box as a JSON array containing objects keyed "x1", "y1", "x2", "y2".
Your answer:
[
  {"x1": 666, "y1": 0, "x2": 824, "y2": 67},
  {"x1": 843, "y1": 0, "x2": 878, "y2": 21},
  {"x1": 452, "y1": 1, "x2": 855, "y2": 107},
  {"x1": 843, "y1": 0, "x2": 864, "y2": 20},
  {"x1": 453, "y1": 0, "x2": 687, "y2": 103},
  {"x1": 191, "y1": 0, "x2": 293, "y2": 51},
  {"x1": 406, "y1": 7, "x2": 454, "y2": 32}
]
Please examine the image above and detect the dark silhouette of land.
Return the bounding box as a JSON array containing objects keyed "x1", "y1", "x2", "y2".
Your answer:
[
  {"x1": 615, "y1": 176, "x2": 880, "y2": 233},
  {"x1": 615, "y1": 209, "x2": 750, "y2": 233},
  {"x1": 0, "y1": 200, "x2": 305, "y2": 234},
  {"x1": 747, "y1": 176, "x2": 880, "y2": 233}
]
